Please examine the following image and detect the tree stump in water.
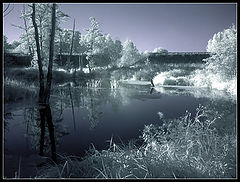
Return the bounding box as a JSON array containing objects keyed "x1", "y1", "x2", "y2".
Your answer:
[{"x1": 150, "y1": 79, "x2": 155, "y2": 87}]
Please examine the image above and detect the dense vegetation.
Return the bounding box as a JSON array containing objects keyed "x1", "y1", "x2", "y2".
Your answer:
[{"x1": 190, "y1": 25, "x2": 236, "y2": 95}]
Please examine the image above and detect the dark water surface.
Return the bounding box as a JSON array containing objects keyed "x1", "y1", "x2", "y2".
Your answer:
[{"x1": 4, "y1": 82, "x2": 236, "y2": 178}]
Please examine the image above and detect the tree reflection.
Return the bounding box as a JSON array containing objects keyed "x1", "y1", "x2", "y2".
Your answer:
[
  {"x1": 52, "y1": 78, "x2": 162, "y2": 130},
  {"x1": 23, "y1": 103, "x2": 69, "y2": 162},
  {"x1": 39, "y1": 105, "x2": 56, "y2": 162},
  {"x1": 87, "y1": 89, "x2": 103, "y2": 130}
]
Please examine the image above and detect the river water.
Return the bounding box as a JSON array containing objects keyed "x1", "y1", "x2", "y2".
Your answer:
[{"x1": 4, "y1": 80, "x2": 236, "y2": 178}]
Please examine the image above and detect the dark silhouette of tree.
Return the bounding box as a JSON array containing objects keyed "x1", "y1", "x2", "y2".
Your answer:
[
  {"x1": 43, "y1": 3, "x2": 56, "y2": 104},
  {"x1": 31, "y1": 3, "x2": 45, "y2": 103},
  {"x1": 21, "y1": 5, "x2": 34, "y2": 58},
  {"x1": 31, "y1": 3, "x2": 56, "y2": 104},
  {"x1": 67, "y1": 19, "x2": 76, "y2": 71},
  {"x1": 4, "y1": 3, "x2": 14, "y2": 17},
  {"x1": 39, "y1": 105, "x2": 57, "y2": 162}
]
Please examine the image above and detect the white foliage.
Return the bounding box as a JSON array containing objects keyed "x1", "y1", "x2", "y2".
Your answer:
[
  {"x1": 118, "y1": 39, "x2": 141, "y2": 67},
  {"x1": 190, "y1": 69, "x2": 237, "y2": 96},
  {"x1": 190, "y1": 25, "x2": 237, "y2": 96},
  {"x1": 152, "y1": 47, "x2": 168, "y2": 54},
  {"x1": 157, "y1": 112, "x2": 164, "y2": 119},
  {"x1": 205, "y1": 25, "x2": 237, "y2": 80}
]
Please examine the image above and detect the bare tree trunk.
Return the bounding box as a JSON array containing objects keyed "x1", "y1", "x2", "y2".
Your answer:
[
  {"x1": 39, "y1": 17, "x2": 44, "y2": 61},
  {"x1": 59, "y1": 31, "x2": 63, "y2": 67},
  {"x1": 88, "y1": 63, "x2": 92, "y2": 73},
  {"x1": 87, "y1": 41, "x2": 93, "y2": 73},
  {"x1": 39, "y1": 105, "x2": 56, "y2": 162},
  {"x1": 43, "y1": 3, "x2": 56, "y2": 104},
  {"x1": 78, "y1": 54, "x2": 80, "y2": 70},
  {"x1": 31, "y1": 3, "x2": 45, "y2": 103},
  {"x1": 80, "y1": 53, "x2": 83, "y2": 71},
  {"x1": 69, "y1": 18, "x2": 75, "y2": 58},
  {"x1": 67, "y1": 19, "x2": 75, "y2": 71},
  {"x1": 23, "y1": 5, "x2": 33, "y2": 58}
]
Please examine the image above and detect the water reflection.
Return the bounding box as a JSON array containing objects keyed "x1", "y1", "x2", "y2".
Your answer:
[
  {"x1": 21, "y1": 103, "x2": 69, "y2": 162},
  {"x1": 39, "y1": 105, "x2": 56, "y2": 162},
  {"x1": 4, "y1": 78, "x2": 236, "y2": 177}
]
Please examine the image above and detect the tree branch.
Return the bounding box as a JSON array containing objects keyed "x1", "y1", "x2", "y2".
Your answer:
[
  {"x1": 4, "y1": 4, "x2": 14, "y2": 17},
  {"x1": 4, "y1": 3, "x2": 10, "y2": 13}
]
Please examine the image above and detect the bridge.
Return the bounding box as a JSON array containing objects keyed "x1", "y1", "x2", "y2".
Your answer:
[{"x1": 148, "y1": 52, "x2": 211, "y2": 64}]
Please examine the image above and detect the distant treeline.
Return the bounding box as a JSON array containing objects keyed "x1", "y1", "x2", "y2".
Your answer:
[
  {"x1": 148, "y1": 52, "x2": 210, "y2": 64},
  {"x1": 4, "y1": 52, "x2": 210, "y2": 68},
  {"x1": 4, "y1": 52, "x2": 111, "y2": 68},
  {"x1": 4, "y1": 53, "x2": 32, "y2": 67}
]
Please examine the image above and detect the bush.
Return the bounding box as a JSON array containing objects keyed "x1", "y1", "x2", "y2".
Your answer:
[
  {"x1": 205, "y1": 25, "x2": 236, "y2": 80},
  {"x1": 162, "y1": 77, "x2": 190, "y2": 86},
  {"x1": 163, "y1": 78, "x2": 178, "y2": 85},
  {"x1": 141, "y1": 105, "x2": 236, "y2": 178},
  {"x1": 191, "y1": 25, "x2": 237, "y2": 95}
]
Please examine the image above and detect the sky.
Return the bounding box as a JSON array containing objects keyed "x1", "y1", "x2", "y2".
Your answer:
[{"x1": 3, "y1": 3, "x2": 237, "y2": 52}]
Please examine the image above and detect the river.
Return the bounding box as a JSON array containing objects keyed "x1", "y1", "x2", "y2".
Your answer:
[{"x1": 4, "y1": 80, "x2": 236, "y2": 178}]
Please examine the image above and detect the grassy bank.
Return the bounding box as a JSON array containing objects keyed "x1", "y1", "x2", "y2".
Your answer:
[
  {"x1": 36, "y1": 106, "x2": 236, "y2": 179},
  {"x1": 4, "y1": 83, "x2": 37, "y2": 103},
  {"x1": 4, "y1": 67, "x2": 97, "y2": 85}
]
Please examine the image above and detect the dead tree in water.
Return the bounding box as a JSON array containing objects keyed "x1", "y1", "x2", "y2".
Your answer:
[
  {"x1": 39, "y1": 105, "x2": 56, "y2": 162},
  {"x1": 150, "y1": 79, "x2": 155, "y2": 87}
]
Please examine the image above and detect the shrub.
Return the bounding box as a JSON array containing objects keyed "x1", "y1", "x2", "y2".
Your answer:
[
  {"x1": 190, "y1": 25, "x2": 237, "y2": 96},
  {"x1": 205, "y1": 25, "x2": 236, "y2": 80},
  {"x1": 141, "y1": 105, "x2": 236, "y2": 178},
  {"x1": 163, "y1": 78, "x2": 178, "y2": 85}
]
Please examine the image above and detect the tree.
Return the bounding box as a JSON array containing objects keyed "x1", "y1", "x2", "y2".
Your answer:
[
  {"x1": 190, "y1": 25, "x2": 237, "y2": 94},
  {"x1": 3, "y1": 36, "x2": 21, "y2": 52},
  {"x1": 91, "y1": 34, "x2": 123, "y2": 68},
  {"x1": 204, "y1": 25, "x2": 236, "y2": 80},
  {"x1": 43, "y1": 3, "x2": 56, "y2": 104},
  {"x1": 22, "y1": 4, "x2": 34, "y2": 57},
  {"x1": 82, "y1": 17, "x2": 103, "y2": 72},
  {"x1": 3, "y1": 35, "x2": 12, "y2": 51},
  {"x1": 16, "y1": 3, "x2": 69, "y2": 68},
  {"x1": 118, "y1": 39, "x2": 141, "y2": 67},
  {"x1": 66, "y1": 19, "x2": 76, "y2": 71},
  {"x1": 152, "y1": 47, "x2": 168, "y2": 54},
  {"x1": 31, "y1": 3, "x2": 45, "y2": 103},
  {"x1": 31, "y1": 3, "x2": 56, "y2": 104},
  {"x1": 73, "y1": 31, "x2": 81, "y2": 54},
  {"x1": 103, "y1": 35, "x2": 123, "y2": 67},
  {"x1": 10, "y1": 41, "x2": 21, "y2": 49},
  {"x1": 3, "y1": 3, "x2": 14, "y2": 17}
]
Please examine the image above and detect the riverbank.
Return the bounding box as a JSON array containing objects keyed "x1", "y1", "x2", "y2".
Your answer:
[{"x1": 35, "y1": 105, "x2": 236, "y2": 178}]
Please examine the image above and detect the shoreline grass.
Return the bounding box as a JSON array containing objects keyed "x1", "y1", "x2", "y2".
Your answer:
[
  {"x1": 4, "y1": 67, "x2": 96, "y2": 85},
  {"x1": 35, "y1": 105, "x2": 236, "y2": 179}
]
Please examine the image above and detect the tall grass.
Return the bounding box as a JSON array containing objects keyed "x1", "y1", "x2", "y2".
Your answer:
[
  {"x1": 4, "y1": 67, "x2": 96, "y2": 85},
  {"x1": 35, "y1": 105, "x2": 236, "y2": 179}
]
